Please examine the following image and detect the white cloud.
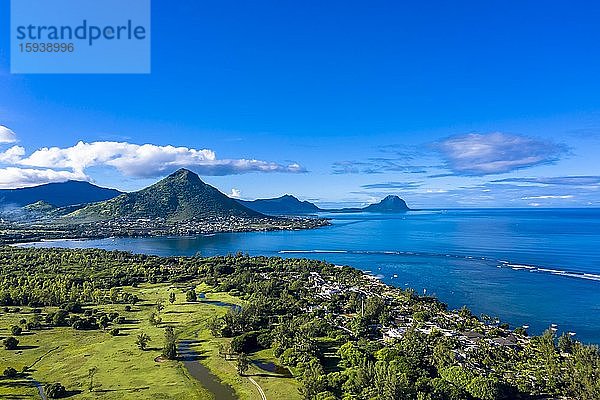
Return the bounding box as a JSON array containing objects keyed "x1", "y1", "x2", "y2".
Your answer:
[
  {"x1": 0, "y1": 146, "x2": 25, "y2": 163},
  {"x1": 0, "y1": 126, "x2": 18, "y2": 143},
  {"x1": 425, "y1": 189, "x2": 448, "y2": 193},
  {"x1": 229, "y1": 188, "x2": 242, "y2": 198},
  {"x1": 16, "y1": 141, "x2": 217, "y2": 176},
  {"x1": 433, "y1": 132, "x2": 567, "y2": 175},
  {"x1": 521, "y1": 195, "x2": 574, "y2": 200},
  {"x1": 0, "y1": 141, "x2": 306, "y2": 186},
  {"x1": 0, "y1": 167, "x2": 87, "y2": 189}
]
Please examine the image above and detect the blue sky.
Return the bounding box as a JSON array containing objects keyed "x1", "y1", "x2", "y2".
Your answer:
[{"x1": 1, "y1": 1, "x2": 600, "y2": 207}]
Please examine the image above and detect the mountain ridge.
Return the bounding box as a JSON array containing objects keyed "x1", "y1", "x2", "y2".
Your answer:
[
  {"x1": 67, "y1": 169, "x2": 263, "y2": 222},
  {"x1": 237, "y1": 194, "x2": 321, "y2": 215},
  {"x1": 0, "y1": 181, "x2": 122, "y2": 208},
  {"x1": 1, "y1": 172, "x2": 411, "y2": 219},
  {"x1": 240, "y1": 194, "x2": 411, "y2": 214}
]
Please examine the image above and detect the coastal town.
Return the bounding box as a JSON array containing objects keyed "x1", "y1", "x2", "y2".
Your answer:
[
  {"x1": 73, "y1": 215, "x2": 330, "y2": 238},
  {"x1": 0, "y1": 215, "x2": 330, "y2": 244}
]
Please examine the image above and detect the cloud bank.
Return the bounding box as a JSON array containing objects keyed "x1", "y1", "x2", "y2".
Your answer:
[
  {"x1": 433, "y1": 132, "x2": 568, "y2": 176},
  {"x1": 0, "y1": 140, "x2": 306, "y2": 188},
  {"x1": 361, "y1": 181, "x2": 422, "y2": 190},
  {"x1": 492, "y1": 176, "x2": 600, "y2": 186},
  {"x1": 332, "y1": 159, "x2": 428, "y2": 175},
  {"x1": 0, "y1": 167, "x2": 87, "y2": 189}
]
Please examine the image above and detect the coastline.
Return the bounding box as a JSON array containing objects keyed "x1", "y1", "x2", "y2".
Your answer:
[
  {"x1": 0, "y1": 215, "x2": 331, "y2": 246},
  {"x1": 7, "y1": 208, "x2": 600, "y2": 344}
]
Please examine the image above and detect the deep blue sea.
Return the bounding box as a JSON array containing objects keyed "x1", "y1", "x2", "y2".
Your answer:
[{"x1": 19, "y1": 209, "x2": 600, "y2": 343}]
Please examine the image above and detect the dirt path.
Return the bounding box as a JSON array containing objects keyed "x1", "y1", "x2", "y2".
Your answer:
[
  {"x1": 247, "y1": 377, "x2": 267, "y2": 400},
  {"x1": 27, "y1": 346, "x2": 59, "y2": 400},
  {"x1": 28, "y1": 378, "x2": 47, "y2": 400}
]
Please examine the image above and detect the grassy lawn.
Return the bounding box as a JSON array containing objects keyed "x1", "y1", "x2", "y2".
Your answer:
[{"x1": 0, "y1": 283, "x2": 300, "y2": 400}]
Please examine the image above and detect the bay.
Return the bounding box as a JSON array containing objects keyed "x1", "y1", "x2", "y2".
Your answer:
[{"x1": 20, "y1": 208, "x2": 600, "y2": 343}]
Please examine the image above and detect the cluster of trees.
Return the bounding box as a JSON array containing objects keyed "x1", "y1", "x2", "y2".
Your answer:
[
  {"x1": 1, "y1": 247, "x2": 599, "y2": 400},
  {"x1": 0, "y1": 248, "x2": 188, "y2": 307},
  {"x1": 199, "y1": 253, "x2": 600, "y2": 400}
]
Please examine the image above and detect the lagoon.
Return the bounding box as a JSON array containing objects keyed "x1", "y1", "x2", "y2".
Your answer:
[{"x1": 20, "y1": 208, "x2": 600, "y2": 343}]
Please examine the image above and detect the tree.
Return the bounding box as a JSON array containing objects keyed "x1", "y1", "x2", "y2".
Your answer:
[
  {"x1": 3, "y1": 336, "x2": 18, "y2": 350},
  {"x1": 136, "y1": 333, "x2": 151, "y2": 350},
  {"x1": 87, "y1": 367, "x2": 98, "y2": 392},
  {"x1": 514, "y1": 326, "x2": 528, "y2": 337},
  {"x1": 237, "y1": 352, "x2": 250, "y2": 376},
  {"x1": 27, "y1": 315, "x2": 43, "y2": 330},
  {"x1": 10, "y1": 325, "x2": 22, "y2": 336},
  {"x1": 467, "y1": 376, "x2": 501, "y2": 400},
  {"x1": 156, "y1": 300, "x2": 164, "y2": 312},
  {"x1": 169, "y1": 292, "x2": 176, "y2": 304},
  {"x1": 162, "y1": 326, "x2": 177, "y2": 360},
  {"x1": 441, "y1": 366, "x2": 475, "y2": 390},
  {"x1": 45, "y1": 382, "x2": 66, "y2": 398},
  {"x1": 338, "y1": 342, "x2": 367, "y2": 368},
  {"x1": 564, "y1": 343, "x2": 600, "y2": 400},
  {"x1": 149, "y1": 312, "x2": 162, "y2": 326},
  {"x1": 299, "y1": 358, "x2": 325, "y2": 400},
  {"x1": 559, "y1": 333, "x2": 575, "y2": 354},
  {"x1": 186, "y1": 289, "x2": 197, "y2": 302}
]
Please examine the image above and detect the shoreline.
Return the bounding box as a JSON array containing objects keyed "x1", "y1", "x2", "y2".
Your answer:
[{"x1": 1, "y1": 216, "x2": 331, "y2": 246}]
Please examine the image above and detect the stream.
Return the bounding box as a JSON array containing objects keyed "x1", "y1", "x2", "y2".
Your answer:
[
  {"x1": 178, "y1": 339, "x2": 238, "y2": 400},
  {"x1": 177, "y1": 297, "x2": 240, "y2": 400}
]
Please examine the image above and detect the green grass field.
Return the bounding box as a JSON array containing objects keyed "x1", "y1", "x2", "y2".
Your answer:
[{"x1": 0, "y1": 283, "x2": 301, "y2": 400}]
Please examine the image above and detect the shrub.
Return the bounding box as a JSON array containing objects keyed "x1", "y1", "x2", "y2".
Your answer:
[
  {"x1": 110, "y1": 328, "x2": 120, "y2": 336},
  {"x1": 136, "y1": 333, "x2": 151, "y2": 350},
  {"x1": 52, "y1": 310, "x2": 69, "y2": 326},
  {"x1": 27, "y1": 315, "x2": 43, "y2": 330},
  {"x1": 3, "y1": 367, "x2": 18, "y2": 378},
  {"x1": 60, "y1": 302, "x2": 83, "y2": 313},
  {"x1": 149, "y1": 312, "x2": 162, "y2": 326},
  {"x1": 186, "y1": 289, "x2": 197, "y2": 302},
  {"x1": 10, "y1": 325, "x2": 22, "y2": 336},
  {"x1": 72, "y1": 318, "x2": 98, "y2": 330},
  {"x1": 97, "y1": 315, "x2": 110, "y2": 329},
  {"x1": 44, "y1": 382, "x2": 66, "y2": 398},
  {"x1": 3, "y1": 337, "x2": 19, "y2": 350}
]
